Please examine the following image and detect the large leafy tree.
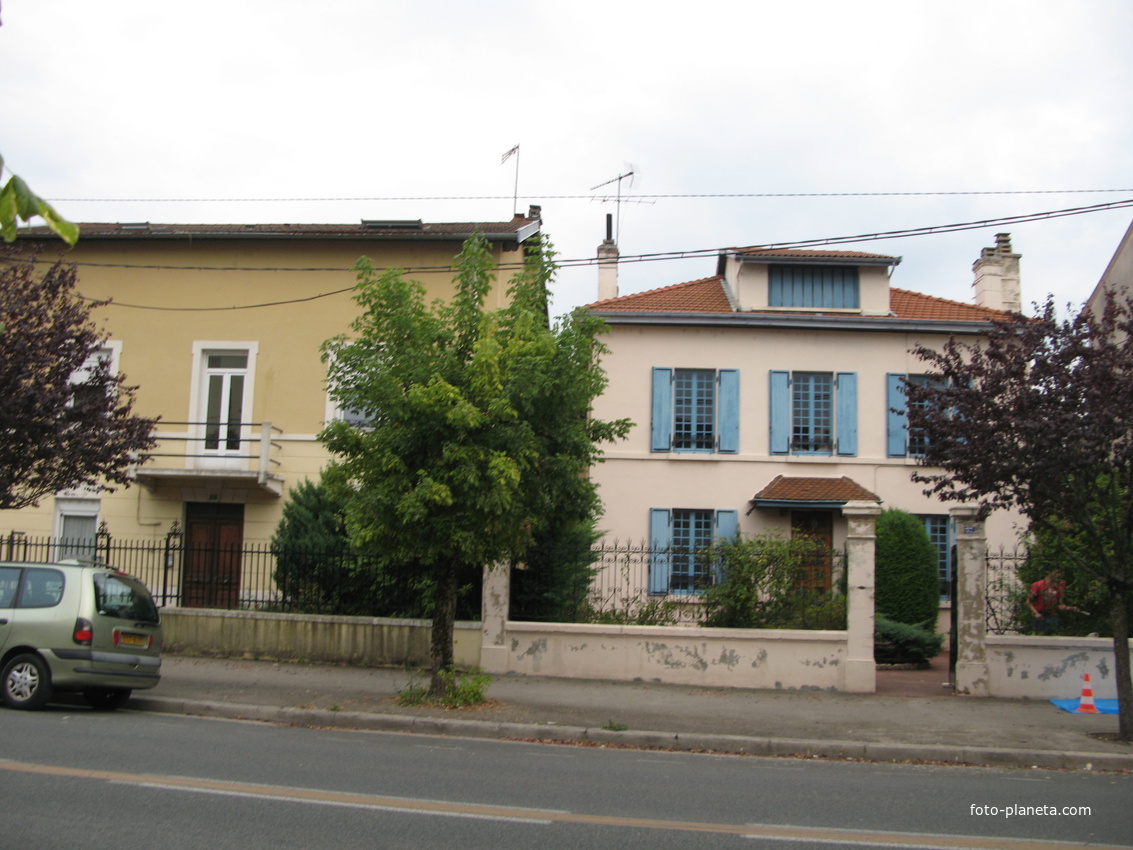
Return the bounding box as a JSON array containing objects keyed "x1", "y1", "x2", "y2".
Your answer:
[
  {"x1": 0, "y1": 154, "x2": 78, "y2": 247},
  {"x1": 0, "y1": 249, "x2": 156, "y2": 509},
  {"x1": 906, "y1": 291, "x2": 1133, "y2": 740},
  {"x1": 321, "y1": 233, "x2": 630, "y2": 696}
]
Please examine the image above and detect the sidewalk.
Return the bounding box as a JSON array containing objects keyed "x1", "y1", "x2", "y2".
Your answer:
[{"x1": 130, "y1": 653, "x2": 1133, "y2": 773}]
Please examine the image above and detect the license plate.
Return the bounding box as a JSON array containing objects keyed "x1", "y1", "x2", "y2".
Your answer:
[{"x1": 117, "y1": 632, "x2": 147, "y2": 648}]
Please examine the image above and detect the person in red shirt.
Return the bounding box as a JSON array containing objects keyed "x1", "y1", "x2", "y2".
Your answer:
[{"x1": 1026, "y1": 570, "x2": 1081, "y2": 634}]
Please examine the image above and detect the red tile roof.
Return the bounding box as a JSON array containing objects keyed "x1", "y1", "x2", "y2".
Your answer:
[
  {"x1": 588, "y1": 277, "x2": 1014, "y2": 323},
  {"x1": 751, "y1": 476, "x2": 880, "y2": 504},
  {"x1": 588, "y1": 276, "x2": 733, "y2": 313}
]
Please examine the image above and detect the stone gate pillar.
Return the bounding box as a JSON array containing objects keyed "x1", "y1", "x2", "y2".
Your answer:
[
  {"x1": 842, "y1": 500, "x2": 881, "y2": 693},
  {"x1": 480, "y1": 563, "x2": 510, "y2": 674},
  {"x1": 951, "y1": 506, "x2": 988, "y2": 696}
]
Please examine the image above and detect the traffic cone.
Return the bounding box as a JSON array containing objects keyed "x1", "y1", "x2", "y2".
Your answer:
[{"x1": 1075, "y1": 674, "x2": 1099, "y2": 714}]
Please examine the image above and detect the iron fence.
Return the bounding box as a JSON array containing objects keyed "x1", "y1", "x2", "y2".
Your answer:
[
  {"x1": 985, "y1": 546, "x2": 1028, "y2": 635},
  {"x1": 0, "y1": 530, "x2": 479, "y2": 619}
]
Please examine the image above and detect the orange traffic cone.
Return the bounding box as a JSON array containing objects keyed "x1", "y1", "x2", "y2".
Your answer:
[{"x1": 1075, "y1": 674, "x2": 1099, "y2": 714}]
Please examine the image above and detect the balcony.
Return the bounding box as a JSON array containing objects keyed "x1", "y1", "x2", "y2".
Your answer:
[{"x1": 134, "y1": 421, "x2": 284, "y2": 497}]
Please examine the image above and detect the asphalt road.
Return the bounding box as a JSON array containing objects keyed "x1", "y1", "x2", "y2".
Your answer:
[{"x1": 1, "y1": 706, "x2": 1130, "y2": 849}]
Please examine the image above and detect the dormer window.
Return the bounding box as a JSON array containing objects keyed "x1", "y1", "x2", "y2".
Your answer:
[{"x1": 769, "y1": 265, "x2": 860, "y2": 309}]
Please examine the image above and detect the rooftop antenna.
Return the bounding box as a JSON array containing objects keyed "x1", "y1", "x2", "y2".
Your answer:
[
  {"x1": 590, "y1": 165, "x2": 637, "y2": 241},
  {"x1": 501, "y1": 144, "x2": 520, "y2": 216}
]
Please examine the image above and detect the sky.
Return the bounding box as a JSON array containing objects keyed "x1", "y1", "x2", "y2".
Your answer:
[{"x1": 2, "y1": 0, "x2": 1131, "y2": 319}]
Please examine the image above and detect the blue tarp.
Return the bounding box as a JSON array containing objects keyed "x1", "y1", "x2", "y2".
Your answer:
[{"x1": 1050, "y1": 698, "x2": 1119, "y2": 714}]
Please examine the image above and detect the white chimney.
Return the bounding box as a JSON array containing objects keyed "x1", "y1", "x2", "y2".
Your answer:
[
  {"x1": 972, "y1": 233, "x2": 1022, "y2": 313},
  {"x1": 597, "y1": 214, "x2": 619, "y2": 301}
]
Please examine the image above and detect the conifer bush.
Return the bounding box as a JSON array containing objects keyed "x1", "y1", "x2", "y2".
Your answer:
[{"x1": 874, "y1": 508, "x2": 940, "y2": 626}]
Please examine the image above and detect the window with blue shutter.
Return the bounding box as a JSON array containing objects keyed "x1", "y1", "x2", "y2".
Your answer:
[
  {"x1": 888, "y1": 374, "x2": 944, "y2": 457},
  {"x1": 769, "y1": 265, "x2": 860, "y2": 309},
  {"x1": 769, "y1": 370, "x2": 857, "y2": 456},
  {"x1": 649, "y1": 508, "x2": 740, "y2": 594},
  {"x1": 650, "y1": 368, "x2": 739, "y2": 454}
]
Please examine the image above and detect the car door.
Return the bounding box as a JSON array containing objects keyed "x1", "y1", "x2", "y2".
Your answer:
[{"x1": 0, "y1": 566, "x2": 22, "y2": 654}]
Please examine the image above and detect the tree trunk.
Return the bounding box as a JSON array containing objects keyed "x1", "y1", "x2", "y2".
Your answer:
[
  {"x1": 1110, "y1": 585, "x2": 1133, "y2": 741},
  {"x1": 428, "y1": 558, "x2": 458, "y2": 699}
]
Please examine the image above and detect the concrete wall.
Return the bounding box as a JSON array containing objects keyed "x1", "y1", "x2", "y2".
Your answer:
[
  {"x1": 161, "y1": 608, "x2": 481, "y2": 669},
  {"x1": 986, "y1": 635, "x2": 1133, "y2": 700},
  {"x1": 502, "y1": 621, "x2": 846, "y2": 690}
]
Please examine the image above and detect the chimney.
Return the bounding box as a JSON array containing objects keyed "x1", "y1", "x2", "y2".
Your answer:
[
  {"x1": 597, "y1": 213, "x2": 619, "y2": 301},
  {"x1": 972, "y1": 232, "x2": 1022, "y2": 313}
]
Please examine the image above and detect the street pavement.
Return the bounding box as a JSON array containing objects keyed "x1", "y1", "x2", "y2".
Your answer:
[{"x1": 129, "y1": 651, "x2": 1133, "y2": 773}]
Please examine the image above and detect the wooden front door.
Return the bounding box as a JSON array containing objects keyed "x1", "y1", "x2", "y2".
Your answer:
[
  {"x1": 791, "y1": 510, "x2": 833, "y2": 592},
  {"x1": 182, "y1": 503, "x2": 244, "y2": 608}
]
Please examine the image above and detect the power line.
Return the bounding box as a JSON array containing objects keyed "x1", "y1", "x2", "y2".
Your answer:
[
  {"x1": 11, "y1": 198, "x2": 1131, "y2": 313},
  {"x1": 47, "y1": 188, "x2": 1133, "y2": 203}
]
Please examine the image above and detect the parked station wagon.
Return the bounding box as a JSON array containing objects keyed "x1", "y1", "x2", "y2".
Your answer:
[{"x1": 0, "y1": 560, "x2": 162, "y2": 710}]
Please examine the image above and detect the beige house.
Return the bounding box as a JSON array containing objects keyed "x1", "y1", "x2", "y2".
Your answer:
[
  {"x1": 586, "y1": 233, "x2": 1028, "y2": 608},
  {"x1": 8, "y1": 213, "x2": 542, "y2": 600}
]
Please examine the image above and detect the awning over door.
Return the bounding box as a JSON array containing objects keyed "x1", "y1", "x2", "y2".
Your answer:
[{"x1": 750, "y1": 475, "x2": 880, "y2": 510}]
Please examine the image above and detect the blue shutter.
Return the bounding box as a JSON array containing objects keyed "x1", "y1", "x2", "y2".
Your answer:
[
  {"x1": 769, "y1": 370, "x2": 790, "y2": 454},
  {"x1": 651, "y1": 368, "x2": 672, "y2": 452},
  {"x1": 717, "y1": 369, "x2": 740, "y2": 453},
  {"x1": 886, "y1": 373, "x2": 908, "y2": 457},
  {"x1": 835, "y1": 372, "x2": 857, "y2": 456},
  {"x1": 648, "y1": 508, "x2": 671, "y2": 594},
  {"x1": 712, "y1": 509, "x2": 739, "y2": 583}
]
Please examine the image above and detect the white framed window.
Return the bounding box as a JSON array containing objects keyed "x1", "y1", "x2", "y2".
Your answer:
[
  {"x1": 52, "y1": 496, "x2": 101, "y2": 560},
  {"x1": 189, "y1": 342, "x2": 258, "y2": 469}
]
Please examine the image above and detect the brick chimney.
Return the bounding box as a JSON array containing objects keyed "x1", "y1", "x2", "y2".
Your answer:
[
  {"x1": 597, "y1": 213, "x2": 619, "y2": 301},
  {"x1": 972, "y1": 233, "x2": 1022, "y2": 313}
]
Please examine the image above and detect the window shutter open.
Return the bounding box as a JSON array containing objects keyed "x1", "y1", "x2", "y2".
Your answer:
[
  {"x1": 717, "y1": 369, "x2": 740, "y2": 453},
  {"x1": 648, "y1": 508, "x2": 672, "y2": 594},
  {"x1": 651, "y1": 368, "x2": 673, "y2": 452},
  {"x1": 769, "y1": 370, "x2": 790, "y2": 454},
  {"x1": 835, "y1": 372, "x2": 857, "y2": 456},
  {"x1": 886, "y1": 373, "x2": 908, "y2": 457}
]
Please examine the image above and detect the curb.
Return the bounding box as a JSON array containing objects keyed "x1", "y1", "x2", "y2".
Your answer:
[{"x1": 128, "y1": 696, "x2": 1133, "y2": 773}]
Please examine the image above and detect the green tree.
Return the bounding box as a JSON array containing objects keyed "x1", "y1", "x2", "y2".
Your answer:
[
  {"x1": 874, "y1": 509, "x2": 940, "y2": 627},
  {"x1": 0, "y1": 250, "x2": 155, "y2": 509},
  {"x1": 321, "y1": 233, "x2": 630, "y2": 696},
  {"x1": 907, "y1": 291, "x2": 1133, "y2": 740}
]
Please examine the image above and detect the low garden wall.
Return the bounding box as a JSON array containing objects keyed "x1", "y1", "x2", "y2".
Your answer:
[
  {"x1": 500, "y1": 621, "x2": 848, "y2": 690},
  {"x1": 161, "y1": 608, "x2": 482, "y2": 669},
  {"x1": 986, "y1": 635, "x2": 1132, "y2": 700}
]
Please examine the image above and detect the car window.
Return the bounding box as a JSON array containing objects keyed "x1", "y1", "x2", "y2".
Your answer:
[
  {"x1": 0, "y1": 567, "x2": 20, "y2": 607},
  {"x1": 93, "y1": 573, "x2": 159, "y2": 624},
  {"x1": 17, "y1": 568, "x2": 65, "y2": 608}
]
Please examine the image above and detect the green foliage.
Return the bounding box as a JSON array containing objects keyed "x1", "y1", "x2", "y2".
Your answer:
[
  {"x1": 585, "y1": 597, "x2": 682, "y2": 626},
  {"x1": 1017, "y1": 530, "x2": 1112, "y2": 636},
  {"x1": 874, "y1": 615, "x2": 944, "y2": 665},
  {"x1": 0, "y1": 154, "x2": 78, "y2": 246},
  {"x1": 700, "y1": 533, "x2": 843, "y2": 629},
  {"x1": 874, "y1": 509, "x2": 940, "y2": 626},
  {"x1": 398, "y1": 667, "x2": 492, "y2": 708},
  {"x1": 511, "y1": 518, "x2": 602, "y2": 622},
  {"x1": 320, "y1": 232, "x2": 631, "y2": 692}
]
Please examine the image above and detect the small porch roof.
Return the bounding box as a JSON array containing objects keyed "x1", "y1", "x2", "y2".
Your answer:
[{"x1": 750, "y1": 475, "x2": 881, "y2": 510}]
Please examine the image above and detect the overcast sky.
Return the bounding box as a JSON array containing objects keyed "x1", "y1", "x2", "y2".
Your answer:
[{"x1": 3, "y1": 0, "x2": 1131, "y2": 318}]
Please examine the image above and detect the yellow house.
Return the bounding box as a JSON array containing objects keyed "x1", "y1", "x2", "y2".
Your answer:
[{"x1": 8, "y1": 212, "x2": 542, "y2": 603}]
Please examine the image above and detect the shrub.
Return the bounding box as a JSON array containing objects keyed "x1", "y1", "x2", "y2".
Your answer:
[
  {"x1": 701, "y1": 532, "x2": 841, "y2": 629},
  {"x1": 874, "y1": 509, "x2": 940, "y2": 626},
  {"x1": 875, "y1": 615, "x2": 944, "y2": 665}
]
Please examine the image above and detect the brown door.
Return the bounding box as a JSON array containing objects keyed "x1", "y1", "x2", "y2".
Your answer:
[
  {"x1": 791, "y1": 510, "x2": 833, "y2": 592},
  {"x1": 182, "y1": 503, "x2": 244, "y2": 608}
]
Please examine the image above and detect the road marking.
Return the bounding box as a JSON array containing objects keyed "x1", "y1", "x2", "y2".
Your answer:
[{"x1": 0, "y1": 759, "x2": 1123, "y2": 849}]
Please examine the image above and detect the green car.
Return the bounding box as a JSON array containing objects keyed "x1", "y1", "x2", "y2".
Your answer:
[{"x1": 0, "y1": 560, "x2": 162, "y2": 711}]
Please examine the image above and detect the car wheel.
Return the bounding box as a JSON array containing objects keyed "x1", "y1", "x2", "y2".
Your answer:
[
  {"x1": 83, "y1": 687, "x2": 132, "y2": 711},
  {"x1": 2, "y1": 653, "x2": 53, "y2": 710}
]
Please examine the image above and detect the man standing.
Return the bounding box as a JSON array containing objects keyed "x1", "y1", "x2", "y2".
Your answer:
[{"x1": 1026, "y1": 570, "x2": 1081, "y2": 634}]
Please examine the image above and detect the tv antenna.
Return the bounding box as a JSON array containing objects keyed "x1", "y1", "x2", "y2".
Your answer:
[{"x1": 590, "y1": 165, "x2": 646, "y2": 241}]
